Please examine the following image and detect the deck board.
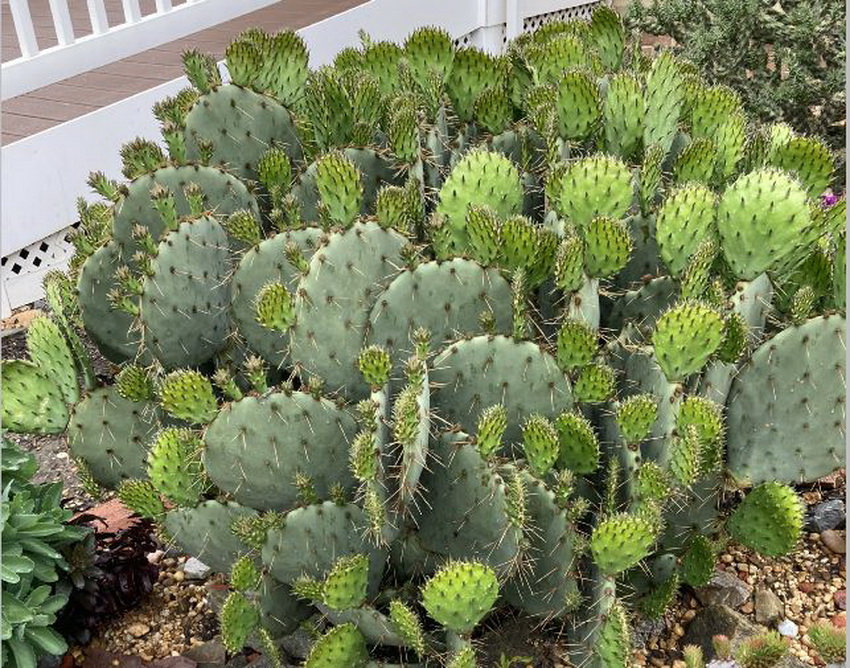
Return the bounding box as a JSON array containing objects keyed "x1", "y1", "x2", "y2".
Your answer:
[{"x1": 2, "y1": 0, "x2": 364, "y2": 145}]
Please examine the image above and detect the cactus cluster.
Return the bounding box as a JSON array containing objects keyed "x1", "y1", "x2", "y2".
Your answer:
[{"x1": 3, "y1": 8, "x2": 846, "y2": 668}]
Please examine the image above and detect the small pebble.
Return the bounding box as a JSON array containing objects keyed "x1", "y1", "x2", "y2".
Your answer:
[
  {"x1": 821, "y1": 529, "x2": 846, "y2": 554},
  {"x1": 777, "y1": 619, "x2": 799, "y2": 638},
  {"x1": 127, "y1": 623, "x2": 150, "y2": 638}
]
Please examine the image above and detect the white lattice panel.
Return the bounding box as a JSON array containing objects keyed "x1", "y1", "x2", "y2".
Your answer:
[
  {"x1": 522, "y1": 0, "x2": 601, "y2": 30},
  {"x1": 1, "y1": 225, "x2": 76, "y2": 316}
]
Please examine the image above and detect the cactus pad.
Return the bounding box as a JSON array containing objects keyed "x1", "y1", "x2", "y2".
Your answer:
[
  {"x1": 727, "y1": 482, "x2": 804, "y2": 556},
  {"x1": 431, "y1": 335, "x2": 572, "y2": 447},
  {"x1": 204, "y1": 391, "x2": 357, "y2": 511},
  {"x1": 652, "y1": 302, "x2": 725, "y2": 381},
  {"x1": 367, "y1": 259, "x2": 512, "y2": 364},
  {"x1": 717, "y1": 169, "x2": 814, "y2": 280},
  {"x1": 725, "y1": 315, "x2": 845, "y2": 484},
  {"x1": 68, "y1": 387, "x2": 162, "y2": 488},
  {"x1": 164, "y1": 500, "x2": 256, "y2": 573},
  {"x1": 290, "y1": 222, "x2": 407, "y2": 397},
  {"x1": 591, "y1": 514, "x2": 657, "y2": 575},
  {"x1": 421, "y1": 560, "x2": 499, "y2": 634}
]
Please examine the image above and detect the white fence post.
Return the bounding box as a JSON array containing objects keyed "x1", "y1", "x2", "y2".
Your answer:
[
  {"x1": 86, "y1": 0, "x2": 110, "y2": 34},
  {"x1": 8, "y1": 0, "x2": 39, "y2": 58},
  {"x1": 48, "y1": 0, "x2": 76, "y2": 45},
  {"x1": 155, "y1": 0, "x2": 173, "y2": 12},
  {"x1": 121, "y1": 0, "x2": 142, "y2": 23}
]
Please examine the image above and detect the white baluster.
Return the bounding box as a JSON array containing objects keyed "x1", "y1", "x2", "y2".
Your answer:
[
  {"x1": 155, "y1": 0, "x2": 173, "y2": 12},
  {"x1": 48, "y1": 0, "x2": 76, "y2": 45},
  {"x1": 86, "y1": 0, "x2": 109, "y2": 34},
  {"x1": 121, "y1": 0, "x2": 142, "y2": 23},
  {"x1": 8, "y1": 0, "x2": 39, "y2": 58}
]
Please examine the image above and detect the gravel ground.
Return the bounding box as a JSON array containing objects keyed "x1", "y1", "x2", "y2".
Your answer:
[{"x1": 70, "y1": 553, "x2": 221, "y2": 663}]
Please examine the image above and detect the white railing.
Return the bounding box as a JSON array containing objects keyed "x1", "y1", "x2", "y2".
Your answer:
[
  {"x1": 2, "y1": 0, "x2": 283, "y2": 100},
  {"x1": 0, "y1": 0, "x2": 604, "y2": 316}
]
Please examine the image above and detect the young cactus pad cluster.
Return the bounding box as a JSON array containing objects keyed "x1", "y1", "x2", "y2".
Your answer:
[{"x1": 3, "y1": 8, "x2": 845, "y2": 668}]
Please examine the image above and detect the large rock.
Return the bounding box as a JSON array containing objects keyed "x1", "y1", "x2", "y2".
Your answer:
[
  {"x1": 695, "y1": 570, "x2": 752, "y2": 609},
  {"x1": 754, "y1": 588, "x2": 784, "y2": 626},
  {"x1": 682, "y1": 605, "x2": 808, "y2": 668},
  {"x1": 807, "y1": 498, "x2": 846, "y2": 532}
]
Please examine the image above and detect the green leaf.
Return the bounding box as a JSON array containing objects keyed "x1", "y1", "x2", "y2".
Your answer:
[
  {"x1": 2, "y1": 594, "x2": 33, "y2": 625},
  {"x1": 1, "y1": 563, "x2": 21, "y2": 584},
  {"x1": 2, "y1": 555, "x2": 35, "y2": 576},
  {"x1": 39, "y1": 594, "x2": 69, "y2": 616},
  {"x1": 23, "y1": 585, "x2": 52, "y2": 609},
  {"x1": 7, "y1": 636, "x2": 38, "y2": 668},
  {"x1": 25, "y1": 626, "x2": 68, "y2": 655},
  {"x1": 17, "y1": 539, "x2": 61, "y2": 561}
]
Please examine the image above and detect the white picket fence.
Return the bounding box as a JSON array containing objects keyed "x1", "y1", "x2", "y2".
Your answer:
[
  {"x1": 2, "y1": 0, "x2": 283, "y2": 100},
  {"x1": 0, "y1": 0, "x2": 604, "y2": 316}
]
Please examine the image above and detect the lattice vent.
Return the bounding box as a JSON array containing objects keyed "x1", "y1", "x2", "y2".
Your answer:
[
  {"x1": 2, "y1": 225, "x2": 76, "y2": 279},
  {"x1": 523, "y1": 0, "x2": 602, "y2": 32}
]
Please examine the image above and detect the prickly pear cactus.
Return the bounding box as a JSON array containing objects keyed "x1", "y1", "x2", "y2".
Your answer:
[{"x1": 4, "y1": 12, "x2": 845, "y2": 668}]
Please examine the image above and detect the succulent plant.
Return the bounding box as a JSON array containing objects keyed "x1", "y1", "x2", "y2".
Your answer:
[
  {"x1": 1, "y1": 439, "x2": 90, "y2": 668},
  {"x1": 2, "y1": 11, "x2": 845, "y2": 668}
]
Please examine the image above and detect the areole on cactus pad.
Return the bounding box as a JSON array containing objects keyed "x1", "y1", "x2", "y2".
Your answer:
[{"x1": 2, "y1": 8, "x2": 845, "y2": 668}]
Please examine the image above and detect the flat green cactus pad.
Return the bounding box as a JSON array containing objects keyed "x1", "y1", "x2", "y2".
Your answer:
[
  {"x1": 591, "y1": 513, "x2": 657, "y2": 575},
  {"x1": 289, "y1": 222, "x2": 407, "y2": 397},
  {"x1": 503, "y1": 471, "x2": 580, "y2": 619},
  {"x1": 140, "y1": 216, "x2": 232, "y2": 368},
  {"x1": 717, "y1": 168, "x2": 814, "y2": 280},
  {"x1": 727, "y1": 482, "x2": 804, "y2": 556},
  {"x1": 421, "y1": 560, "x2": 499, "y2": 634},
  {"x1": 304, "y1": 623, "x2": 368, "y2": 668},
  {"x1": 367, "y1": 258, "x2": 512, "y2": 366},
  {"x1": 231, "y1": 228, "x2": 323, "y2": 367},
  {"x1": 431, "y1": 335, "x2": 572, "y2": 448},
  {"x1": 261, "y1": 502, "x2": 385, "y2": 595},
  {"x1": 652, "y1": 302, "x2": 724, "y2": 381},
  {"x1": 184, "y1": 84, "x2": 302, "y2": 181},
  {"x1": 112, "y1": 163, "x2": 259, "y2": 255},
  {"x1": 204, "y1": 391, "x2": 358, "y2": 511},
  {"x1": 2, "y1": 360, "x2": 69, "y2": 435},
  {"x1": 68, "y1": 386, "x2": 162, "y2": 488},
  {"x1": 77, "y1": 241, "x2": 142, "y2": 363},
  {"x1": 726, "y1": 314, "x2": 846, "y2": 484},
  {"x1": 412, "y1": 432, "x2": 522, "y2": 576},
  {"x1": 164, "y1": 500, "x2": 257, "y2": 573}
]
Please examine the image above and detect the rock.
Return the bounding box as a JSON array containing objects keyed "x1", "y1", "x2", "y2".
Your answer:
[
  {"x1": 183, "y1": 640, "x2": 226, "y2": 668},
  {"x1": 741, "y1": 601, "x2": 754, "y2": 614},
  {"x1": 834, "y1": 589, "x2": 846, "y2": 611},
  {"x1": 831, "y1": 611, "x2": 846, "y2": 629},
  {"x1": 631, "y1": 617, "x2": 666, "y2": 649},
  {"x1": 682, "y1": 605, "x2": 808, "y2": 668},
  {"x1": 148, "y1": 659, "x2": 196, "y2": 668},
  {"x1": 754, "y1": 588, "x2": 784, "y2": 625},
  {"x1": 777, "y1": 619, "x2": 799, "y2": 638},
  {"x1": 184, "y1": 557, "x2": 212, "y2": 581},
  {"x1": 79, "y1": 649, "x2": 143, "y2": 668},
  {"x1": 807, "y1": 499, "x2": 846, "y2": 532},
  {"x1": 280, "y1": 628, "x2": 314, "y2": 660},
  {"x1": 821, "y1": 529, "x2": 846, "y2": 554},
  {"x1": 147, "y1": 550, "x2": 164, "y2": 565},
  {"x1": 127, "y1": 622, "x2": 150, "y2": 638},
  {"x1": 695, "y1": 570, "x2": 753, "y2": 609}
]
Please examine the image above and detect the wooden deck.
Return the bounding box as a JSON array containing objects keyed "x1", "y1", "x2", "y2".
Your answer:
[{"x1": 1, "y1": 0, "x2": 364, "y2": 145}]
